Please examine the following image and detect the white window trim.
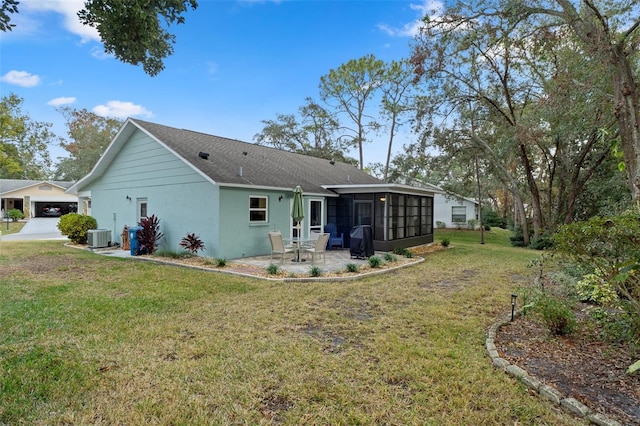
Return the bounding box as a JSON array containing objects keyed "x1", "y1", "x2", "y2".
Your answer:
[{"x1": 249, "y1": 195, "x2": 268, "y2": 223}]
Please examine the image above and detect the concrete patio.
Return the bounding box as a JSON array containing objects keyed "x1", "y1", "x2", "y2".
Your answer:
[{"x1": 90, "y1": 245, "x2": 423, "y2": 279}]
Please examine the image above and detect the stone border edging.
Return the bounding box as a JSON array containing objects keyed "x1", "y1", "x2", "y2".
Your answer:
[
  {"x1": 66, "y1": 242, "x2": 425, "y2": 282},
  {"x1": 487, "y1": 312, "x2": 623, "y2": 426}
]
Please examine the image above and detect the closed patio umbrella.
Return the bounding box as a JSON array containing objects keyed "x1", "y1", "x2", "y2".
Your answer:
[{"x1": 291, "y1": 186, "x2": 304, "y2": 261}]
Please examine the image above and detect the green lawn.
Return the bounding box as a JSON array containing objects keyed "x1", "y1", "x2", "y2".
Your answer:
[{"x1": 0, "y1": 229, "x2": 586, "y2": 425}]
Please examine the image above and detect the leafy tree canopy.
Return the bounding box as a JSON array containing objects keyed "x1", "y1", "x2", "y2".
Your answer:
[
  {"x1": 1, "y1": 0, "x2": 198, "y2": 76},
  {"x1": 0, "y1": 93, "x2": 54, "y2": 179},
  {"x1": 54, "y1": 107, "x2": 124, "y2": 181}
]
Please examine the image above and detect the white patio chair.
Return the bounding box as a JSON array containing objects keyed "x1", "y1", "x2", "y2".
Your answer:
[
  {"x1": 303, "y1": 233, "x2": 329, "y2": 265},
  {"x1": 268, "y1": 232, "x2": 295, "y2": 264},
  {"x1": 303, "y1": 230, "x2": 322, "y2": 250}
]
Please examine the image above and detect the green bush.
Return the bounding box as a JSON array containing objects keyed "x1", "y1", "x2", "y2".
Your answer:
[
  {"x1": 345, "y1": 263, "x2": 359, "y2": 273},
  {"x1": 368, "y1": 256, "x2": 381, "y2": 268},
  {"x1": 482, "y1": 208, "x2": 507, "y2": 228},
  {"x1": 533, "y1": 294, "x2": 577, "y2": 336},
  {"x1": 8, "y1": 208, "x2": 24, "y2": 221},
  {"x1": 266, "y1": 264, "x2": 280, "y2": 275},
  {"x1": 215, "y1": 258, "x2": 227, "y2": 267},
  {"x1": 57, "y1": 213, "x2": 97, "y2": 244},
  {"x1": 467, "y1": 219, "x2": 478, "y2": 230},
  {"x1": 383, "y1": 253, "x2": 397, "y2": 262},
  {"x1": 309, "y1": 266, "x2": 322, "y2": 277},
  {"x1": 436, "y1": 221, "x2": 446, "y2": 229},
  {"x1": 441, "y1": 237, "x2": 450, "y2": 247},
  {"x1": 553, "y1": 211, "x2": 640, "y2": 330}
]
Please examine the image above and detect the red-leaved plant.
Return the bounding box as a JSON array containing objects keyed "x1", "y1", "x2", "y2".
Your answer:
[
  {"x1": 179, "y1": 233, "x2": 205, "y2": 254},
  {"x1": 136, "y1": 214, "x2": 164, "y2": 255}
]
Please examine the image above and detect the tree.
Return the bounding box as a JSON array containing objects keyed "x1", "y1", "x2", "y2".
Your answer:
[
  {"x1": 319, "y1": 54, "x2": 385, "y2": 169},
  {"x1": 1, "y1": 0, "x2": 198, "y2": 76},
  {"x1": 254, "y1": 97, "x2": 356, "y2": 164},
  {"x1": 505, "y1": 0, "x2": 640, "y2": 203},
  {"x1": 410, "y1": 2, "x2": 627, "y2": 243},
  {"x1": 379, "y1": 60, "x2": 418, "y2": 182},
  {"x1": 0, "y1": 93, "x2": 54, "y2": 179},
  {"x1": 54, "y1": 107, "x2": 124, "y2": 181}
]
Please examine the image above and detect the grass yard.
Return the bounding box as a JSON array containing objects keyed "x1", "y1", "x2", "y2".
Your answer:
[
  {"x1": 0, "y1": 229, "x2": 586, "y2": 425},
  {"x1": 0, "y1": 220, "x2": 25, "y2": 235}
]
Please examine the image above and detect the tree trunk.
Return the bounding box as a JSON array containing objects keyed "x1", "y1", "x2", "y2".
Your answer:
[
  {"x1": 610, "y1": 46, "x2": 640, "y2": 202},
  {"x1": 519, "y1": 142, "x2": 543, "y2": 240}
]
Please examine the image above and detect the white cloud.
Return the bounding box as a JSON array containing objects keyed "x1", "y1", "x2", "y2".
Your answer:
[
  {"x1": 93, "y1": 101, "x2": 153, "y2": 119},
  {"x1": 20, "y1": 0, "x2": 100, "y2": 43},
  {"x1": 378, "y1": 0, "x2": 444, "y2": 37},
  {"x1": 0, "y1": 70, "x2": 41, "y2": 87},
  {"x1": 48, "y1": 97, "x2": 76, "y2": 106}
]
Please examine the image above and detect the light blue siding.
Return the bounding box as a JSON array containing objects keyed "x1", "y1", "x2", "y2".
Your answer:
[
  {"x1": 81, "y1": 129, "x2": 325, "y2": 259},
  {"x1": 82, "y1": 130, "x2": 220, "y2": 257},
  {"x1": 218, "y1": 187, "x2": 301, "y2": 259}
]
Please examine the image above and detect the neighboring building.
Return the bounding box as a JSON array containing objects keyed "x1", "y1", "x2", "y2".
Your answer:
[
  {"x1": 67, "y1": 119, "x2": 435, "y2": 259},
  {"x1": 397, "y1": 179, "x2": 480, "y2": 229},
  {"x1": 0, "y1": 179, "x2": 77, "y2": 218}
]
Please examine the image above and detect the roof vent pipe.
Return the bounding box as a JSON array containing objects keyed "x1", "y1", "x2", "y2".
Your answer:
[
  {"x1": 238, "y1": 166, "x2": 243, "y2": 176},
  {"x1": 198, "y1": 151, "x2": 209, "y2": 159}
]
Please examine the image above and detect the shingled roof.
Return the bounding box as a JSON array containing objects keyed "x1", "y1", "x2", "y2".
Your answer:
[
  {"x1": 0, "y1": 179, "x2": 74, "y2": 195},
  {"x1": 132, "y1": 119, "x2": 382, "y2": 195}
]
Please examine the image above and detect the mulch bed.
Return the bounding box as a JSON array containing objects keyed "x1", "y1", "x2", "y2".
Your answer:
[{"x1": 495, "y1": 313, "x2": 640, "y2": 425}]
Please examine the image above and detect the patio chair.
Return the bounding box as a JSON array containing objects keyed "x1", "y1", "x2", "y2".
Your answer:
[
  {"x1": 304, "y1": 230, "x2": 322, "y2": 250},
  {"x1": 268, "y1": 232, "x2": 295, "y2": 264},
  {"x1": 303, "y1": 233, "x2": 329, "y2": 265},
  {"x1": 324, "y1": 223, "x2": 344, "y2": 250}
]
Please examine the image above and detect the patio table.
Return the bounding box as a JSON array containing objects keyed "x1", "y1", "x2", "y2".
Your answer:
[{"x1": 284, "y1": 238, "x2": 310, "y2": 262}]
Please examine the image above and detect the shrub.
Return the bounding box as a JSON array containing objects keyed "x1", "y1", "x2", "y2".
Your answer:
[
  {"x1": 215, "y1": 258, "x2": 227, "y2": 267},
  {"x1": 309, "y1": 266, "x2": 322, "y2": 277},
  {"x1": 368, "y1": 256, "x2": 381, "y2": 268},
  {"x1": 436, "y1": 221, "x2": 446, "y2": 229},
  {"x1": 266, "y1": 264, "x2": 280, "y2": 275},
  {"x1": 57, "y1": 213, "x2": 97, "y2": 244},
  {"x1": 393, "y1": 247, "x2": 413, "y2": 257},
  {"x1": 383, "y1": 253, "x2": 397, "y2": 262},
  {"x1": 467, "y1": 219, "x2": 478, "y2": 230},
  {"x1": 529, "y1": 232, "x2": 553, "y2": 250},
  {"x1": 509, "y1": 226, "x2": 527, "y2": 247},
  {"x1": 345, "y1": 263, "x2": 359, "y2": 273},
  {"x1": 533, "y1": 294, "x2": 577, "y2": 336},
  {"x1": 136, "y1": 214, "x2": 164, "y2": 255},
  {"x1": 441, "y1": 237, "x2": 450, "y2": 247},
  {"x1": 482, "y1": 208, "x2": 507, "y2": 228},
  {"x1": 179, "y1": 232, "x2": 206, "y2": 254},
  {"x1": 553, "y1": 211, "x2": 640, "y2": 329},
  {"x1": 484, "y1": 224, "x2": 491, "y2": 231},
  {"x1": 8, "y1": 208, "x2": 23, "y2": 221}
]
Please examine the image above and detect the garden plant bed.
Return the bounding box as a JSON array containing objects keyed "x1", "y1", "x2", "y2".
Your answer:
[{"x1": 495, "y1": 312, "x2": 640, "y2": 425}]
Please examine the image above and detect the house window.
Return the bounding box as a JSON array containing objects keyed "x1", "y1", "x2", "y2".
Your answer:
[
  {"x1": 249, "y1": 196, "x2": 268, "y2": 223},
  {"x1": 452, "y1": 206, "x2": 466, "y2": 224},
  {"x1": 137, "y1": 198, "x2": 148, "y2": 222}
]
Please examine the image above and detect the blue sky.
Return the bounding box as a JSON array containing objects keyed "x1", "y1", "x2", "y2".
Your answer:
[{"x1": 1, "y1": 0, "x2": 441, "y2": 167}]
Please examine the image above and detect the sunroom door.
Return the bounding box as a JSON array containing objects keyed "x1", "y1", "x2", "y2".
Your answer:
[{"x1": 308, "y1": 199, "x2": 324, "y2": 236}]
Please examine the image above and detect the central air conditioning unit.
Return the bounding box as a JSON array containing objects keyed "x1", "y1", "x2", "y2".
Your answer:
[{"x1": 87, "y1": 229, "x2": 111, "y2": 249}]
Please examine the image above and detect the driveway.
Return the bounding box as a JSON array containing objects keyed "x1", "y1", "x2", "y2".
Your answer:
[{"x1": 1, "y1": 217, "x2": 67, "y2": 241}]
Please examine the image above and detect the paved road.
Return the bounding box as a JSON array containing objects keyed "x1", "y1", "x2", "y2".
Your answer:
[{"x1": 1, "y1": 217, "x2": 68, "y2": 241}]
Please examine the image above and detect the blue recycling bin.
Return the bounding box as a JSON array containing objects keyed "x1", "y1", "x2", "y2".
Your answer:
[{"x1": 128, "y1": 226, "x2": 142, "y2": 256}]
